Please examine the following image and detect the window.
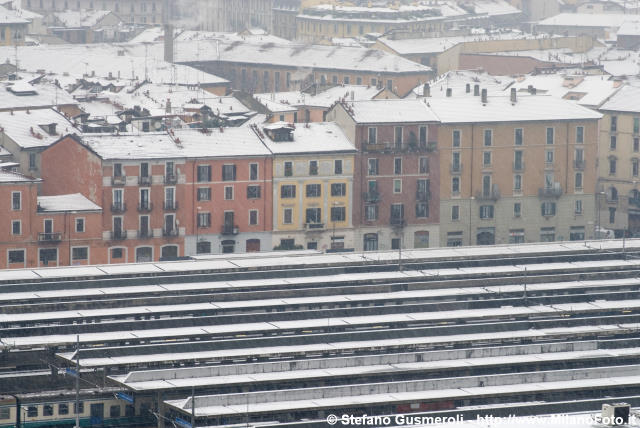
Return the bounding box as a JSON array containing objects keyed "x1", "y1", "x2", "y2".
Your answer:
[
  {"x1": 306, "y1": 184, "x2": 321, "y2": 197},
  {"x1": 11, "y1": 192, "x2": 21, "y2": 210},
  {"x1": 540, "y1": 227, "x2": 555, "y2": 242},
  {"x1": 514, "y1": 174, "x2": 522, "y2": 191},
  {"x1": 575, "y1": 200, "x2": 583, "y2": 215},
  {"x1": 368, "y1": 127, "x2": 377, "y2": 144},
  {"x1": 249, "y1": 210, "x2": 258, "y2": 225},
  {"x1": 111, "y1": 248, "x2": 123, "y2": 259},
  {"x1": 483, "y1": 129, "x2": 492, "y2": 146},
  {"x1": 393, "y1": 179, "x2": 402, "y2": 194},
  {"x1": 452, "y1": 177, "x2": 460, "y2": 194},
  {"x1": 570, "y1": 226, "x2": 585, "y2": 241},
  {"x1": 394, "y1": 158, "x2": 402, "y2": 175},
  {"x1": 11, "y1": 220, "x2": 20, "y2": 235},
  {"x1": 309, "y1": 160, "x2": 318, "y2": 176},
  {"x1": 247, "y1": 185, "x2": 261, "y2": 199},
  {"x1": 610, "y1": 135, "x2": 617, "y2": 150},
  {"x1": 331, "y1": 183, "x2": 346, "y2": 196},
  {"x1": 28, "y1": 407, "x2": 38, "y2": 417},
  {"x1": 610, "y1": 158, "x2": 617, "y2": 175},
  {"x1": 334, "y1": 160, "x2": 343, "y2": 174},
  {"x1": 611, "y1": 115, "x2": 617, "y2": 132},
  {"x1": 545, "y1": 173, "x2": 554, "y2": 188},
  {"x1": 8, "y1": 250, "x2": 24, "y2": 264},
  {"x1": 74, "y1": 402, "x2": 84, "y2": 414},
  {"x1": 515, "y1": 128, "x2": 523, "y2": 145},
  {"x1": 483, "y1": 151, "x2": 491, "y2": 167},
  {"x1": 452, "y1": 130, "x2": 461, "y2": 147},
  {"x1": 331, "y1": 206, "x2": 346, "y2": 222},
  {"x1": 344, "y1": 76, "x2": 350, "y2": 84},
  {"x1": 609, "y1": 207, "x2": 616, "y2": 224},
  {"x1": 58, "y1": 404, "x2": 69, "y2": 415},
  {"x1": 197, "y1": 187, "x2": 211, "y2": 201},
  {"x1": 197, "y1": 212, "x2": 211, "y2": 228},
  {"x1": 482, "y1": 175, "x2": 491, "y2": 196},
  {"x1": 509, "y1": 229, "x2": 525, "y2": 244},
  {"x1": 479, "y1": 205, "x2": 494, "y2": 219},
  {"x1": 635, "y1": 138, "x2": 639, "y2": 152},
  {"x1": 394, "y1": 126, "x2": 403, "y2": 148},
  {"x1": 72, "y1": 247, "x2": 88, "y2": 261},
  {"x1": 416, "y1": 202, "x2": 429, "y2": 218},
  {"x1": 29, "y1": 152, "x2": 37, "y2": 170},
  {"x1": 367, "y1": 158, "x2": 379, "y2": 175},
  {"x1": 365, "y1": 204, "x2": 378, "y2": 221},
  {"x1": 249, "y1": 163, "x2": 258, "y2": 181},
  {"x1": 282, "y1": 208, "x2": 293, "y2": 224},
  {"x1": 419, "y1": 126, "x2": 427, "y2": 148},
  {"x1": 514, "y1": 150, "x2": 523, "y2": 170},
  {"x1": 305, "y1": 207, "x2": 322, "y2": 224},
  {"x1": 110, "y1": 405, "x2": 121, "y2": 418},
  {"x1": 197, "y1": 165, "x2": 211, "y2": 182},
  {"x1": 541, "y1": 201, "x2": 557, "y2": 217},
  {"x1": 224, "y1": 186, "x2": 233, "y2": 200},
  {"x1": 576, "y1": 126, "x2": 584, "y2": 143},
  {"x1": 281, "y1": 185, "x2": 296, "y2": 198},
  {"x1": 635, "y1": 117, "x2": 640, "y2": 134},
  {"x1": 514, "y1": 202, "x2": 521, "y2": 217},
  {"x1": 451, "y1": 205, "x2": 459, "y2": 220},
  {"x1": 222, "y1": 164, "x2": 236, "y2": 181},
  {"x1": 447, "y1": 231, "x2": 463, "y2": 247},
  {"x1": 545, "y1": 150, "x2": 554, "y2": 164},
  {"x1": 284, "y1": 161, "x2": 293, "y2": 177},
  {"x1": 196, "y1": 241, "x2": 211, "y2": 254},
  {"x1": 419, "y1": 157, "x2": 429, "y2": 174},
  {"x1": 75, "y1": 218, "x2": 85, "y2": 233},
  {"x1": 609, "y1": 186, "x2": 618, "y2": 201},
  {"x1": 634, "y1": 159, "x2": 639, "y2": 177},
  {"x1": 364, "y1": 233, "x2": 378, "y2": 251},
  {"x1": 387, "y1": 79, "x2": 393, "y2": 91},
  {"x1": 575, "y1": 172, "x2": 583, "y2": 189},
  {"x1": 113, "y1": 163, "x2": 122, "y2": 177},
  {"x1": 546, "y1": 127, "x2": 554, "y2": 145}
]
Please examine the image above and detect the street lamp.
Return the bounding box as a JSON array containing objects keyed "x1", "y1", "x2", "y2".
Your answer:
[{"x1": 195, "y1": 206, "x2": 201, "y2": 254}]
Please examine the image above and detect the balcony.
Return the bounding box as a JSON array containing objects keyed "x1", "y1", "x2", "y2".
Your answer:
[
  {"x1": 164, "y1": 201, "x2": 179, "y2": 211},
  {"x1": 163, "y1": 228, "x2": 179, "y2": 237},
  {"x1": 416, "y1": 190, "x2": 430, "y2": 201},
  {"x1": 573, "y1": 159, "x2": 585, "y2": 170},
  {"x1": 138, "y1": 175, "x2": 152, "y2": 186},
  {"x1": 450, "y1": 163, "x2": 462, "y2": 174},
  {"x1": 110, "y1": 230, "x2": 127, "y2": 240},
  {"x1": 304, "y1": 222, "x2": 325, "y2": 231},
  {"x1": 38, "y1": 232, "x2": 62, "y2": 242},
  {"x1": 630, "y1": 197, "x2": 640, "y2": 208},
  {"x1": 363, "y1": 191, "x2": 380, "y2": 203},
  {"x1": 138, "y1": 229, "x2": 152, "y2": 239},
  {"x1": 390, "y1": 217, "x2": 405, "y2": 227},
  {"x1": 111, "y1": 175, "x2": 126, "y2": 186},
  {"x1": 111, "y1": 202, "x2": 127, "y2": 213},
  {"x1": 220, "y1": 224, "x2": 239, "y2": 235},
  {"x1": 475, "y1": 187, "x2": 501, "y2": 201},
  {"x1": 164, "y1": 174, "x2": 178, "y2": 185},
  {"x1": 137, "y1": 202, "x2": 153, "y2": 213},
  {"x1": 364, "y1": 141, "x2": 385, "y2": 152},
  {"x1": 538, "y1": 185, "x2": 563, "y2": 198},
  {"x1": 512, "y1": 161, "x2": 525, "y2": 172}
]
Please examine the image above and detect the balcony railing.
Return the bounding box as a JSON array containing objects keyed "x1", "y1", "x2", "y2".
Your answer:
[
  {"x1": 390, "y1": 217, "x2": 405, "y2": 227},
  {"x1": 163, "y1": 228, "x2": 179, "y2": 237},
  {"x1": 137, "y1": 202, "x2": 153, "y2": 213},
  {"x1": 164, "y1": 174, "x2": 178, "y2": 185},
  {"x1": 416, "y1": 190, "x2": 430, "y2": 201},
  {"x1": 138, "y1": 229, "x2": 152, "y2": 239},
  {"x1": 512, "y1": 161, "x2": 525, "y2": 172},
  {"x1": 138, "y1": 175, "x2": 152, "y2": 186},
  {"x1": 630, "y1": 197, "x2": 640, "y2": 208},
  {"x1": 164, "y1": 201, "x2": 179, "y2": 211},
  {"x1": 221, "y1": 224, "x2": 239, "y2": 235},
  {"x1": 111, "y1": 203, "x2": 127, "y2": 213},
  {"x1": 363, "y1": 191, "x2": 380, "y2": 203},
  {"x1": 475, "y1": 189, "x2": 501, "y2": 201},
  {"x1": 538, "y1": 185, "x2": 563, "y2": 198},
  {"x1": 574, "y1": 160, "x2": 585, "y2": 170},
  {"x1": 304, "y1": 222, "x2": 325, "y2": 231},
  {"x1": 110, "y1": 230, "x2": 127, "y2": 240},
  {"x1": 450, "y1": 163, "x2": 462, "y2": 174},
  {"x1": 38, "y1": 232, "x2": 62, "y2": 242},
  {"x1": 111, "y1": 175, "x2": 126, "y2": 186}
]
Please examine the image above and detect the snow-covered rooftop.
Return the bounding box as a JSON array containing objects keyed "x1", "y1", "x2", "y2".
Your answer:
[
  {"x1": 538, "y1": 13, "x2": 640, "y2": 29},
  {"x1": 344, "y1": 99, "x2": 439, "y2": 123},
  {"x1": 37, "y1": 193, "x2": 101, "y2": 212},
  {"x1": 599, "y1": 85, "x2": 640, "y2": 112},
  {"x1": 0, "y1": 169, "x2": 38, "y2": 183},
  {"x1": 0, "y1": 108, "x2": 78, "y2": 149},
  {"x1": 0, "y1": 4, "x2": 28, "y2": 24},
  {"x1": 52, "y1": 9, "x2": 113, "y2": 28},
  {"x1": 254, "y1": 85, "x2": 383, "y2": 112},
  {"x1": 0, "y1": 80, "x2": 77, "y2": 110},
  {"x1": 259, "y1": 122, "x2": 356, "y2": 155}
]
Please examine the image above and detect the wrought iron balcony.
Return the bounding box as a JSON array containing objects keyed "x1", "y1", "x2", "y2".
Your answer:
[
  {"x1": 304, "y1": 222, "x2": 325, "y2": 231},
  {"x1": 164, "y1": 173, "x2": 178, "y2": 185},
  {"x1": 573, "y1": 160, "x2": 585, "y2": 170},
  {"x1": 475, "y1": 189, "x2": 501, "y2": 201},
  {"x1": 512, "y1": 161, "x2": 525, "y2": 172},
  {"x1": 38, "y1": 232, "x2": 62, "y2": 242},
  {"x1": 163, "y1": 228, "x2": 179, "y2": 237},
  {"x1": 363, "y1": 191, "x2": 380, "y2": 203},
  {"x1": 138, "y1": 175, "x2": 152, "y2": 186},
  {"x1": 137, "y1": 202, "x2": 153, "y2": 213},
  {"x1": 110, "y1": 230, "x2": 127, "y2": 240},
  {"x1": 390, "y1": 217, "x2": 405, "y2": 227},
  {"x1": 164, "y1": 201, "x2": 179, "y2": 211},
  {"x1": 110, "y1": 202, "x2": 127, "y2": 213},
  {"x1": 416, "y1": 190, "x2": 430, "y2": 201},
  {"x1": 450, "y1": 163, "x2": 462, "y2": 174},
  {"x1": 111, "y1": 175, "x2": 126, "y2": 186},
  {"x1": 221, "y1": 224, "x2": 239, "y2": 235},
  {"x1": 538, "y1": 185, "x2": 563, "y2": 198},
  {"x1": 138, "y1": 229, "x2": 152, "y2": 239}
]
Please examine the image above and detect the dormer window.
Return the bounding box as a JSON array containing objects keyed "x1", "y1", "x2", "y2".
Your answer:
[
  {"x1": 263, "y1": 122, "x2": 294, "y2": 142},
  {"x1": 39, "y1": 123, "x2": 57, "y2": 136}
]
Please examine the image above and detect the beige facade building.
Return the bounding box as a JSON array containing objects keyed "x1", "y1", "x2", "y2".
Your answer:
[{"x1": 431, "y1": 90, "x2": 602, "y2": 247}]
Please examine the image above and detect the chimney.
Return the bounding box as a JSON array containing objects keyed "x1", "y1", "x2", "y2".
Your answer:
[
  {"x1": 527, "y1": 84, "x2": 534, "y2": 94},
  {"x1": 474, "y1": 84, "x2": 480, "y2": 96},
  {"x1": 466, "y1": 83, "x2": 471, "y2": 93},
  {"x1": 510, "y1": 87, "x2": 517, "y2": 103},
  {"x1": 446, "y1": 88, "x2": 452, "y2": 97},
  {"x1": 481, "y1": 88, "x2": 488, "y2": 104},
  {"x1": 166, "y1": 98, "x2": 172, "y2": 114},
  {"x1": 423, "y1": 83, "x2": 430, "y2": 97}
]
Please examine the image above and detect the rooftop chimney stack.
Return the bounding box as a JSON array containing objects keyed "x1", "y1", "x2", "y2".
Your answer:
[
  {"x1": 510, "y1": 87, "x2": 517, "y2": 103},
  {"x1": 423, "y1": 83, "x2": 430, "y2": 97},
  {"x1": 481, "y1": 88, "x2": 488, "y2": 104},
  {"x1": 446, "y1": 88, "x2": 452, "y2": 97},
  {"x1": 474, "y1": 84, "x2": 480, "y2": 96}
]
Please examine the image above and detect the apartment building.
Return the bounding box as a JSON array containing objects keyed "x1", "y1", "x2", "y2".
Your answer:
[
  {"x1": 597, "y1": 86, "x2": 640, "y2": 236},
  {"x1": 0, "y1": 4, "x2": 28, "y2": 45},
  {"x1": 0, "y1": 167, "x2": 103, "y2": 269},
  {"x1": 328, "y1": 99, "x2": 440, "y2": 251},
  {"x1": 23, "y1": 0, "x2": 165, "y2": 25},
  {"x1": 432, "y1": 89, "x2": 602, "y2": 247},
  {"x1": 257, "y1": 121, "x2": 355, "y2": 251}
]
